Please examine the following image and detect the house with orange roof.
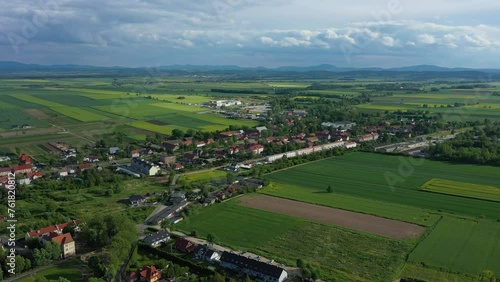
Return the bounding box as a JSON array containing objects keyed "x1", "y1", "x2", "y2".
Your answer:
[
  {"x1": 128, "y1": 266, "x2": 162, "y2": 282},
  {"x1": 51, "y1": 233, "x2": 76, "y2": 258}
]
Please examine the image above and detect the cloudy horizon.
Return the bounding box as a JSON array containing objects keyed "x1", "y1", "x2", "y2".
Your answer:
[{"x1": 1, "y1": 0, "x2": 499, "y2": 68}]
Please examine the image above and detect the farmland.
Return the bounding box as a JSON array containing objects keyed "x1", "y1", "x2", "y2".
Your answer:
[
  {"x1": 239, "y1": 194, "x2": 425, "y2": 239},
  {"x1": 0, "y1": 75, "x2": 266, "y2": 148},
  {"x1": 263, "y1": 153, "x2": 500, "y2": 221},
  {"x1": 353, "y1": 89, "x2": 500, "y2": 121},
  {"x1": 409, "y1": 217, "x2": 500, "y2": 275},
  {"x1": 259, "y1": 152, "x2": 500, "y2": 279},
  {"x1": 420, "y1": 178, "x2": 500, "y2": 202},
  {"x1": 177, "y1": 197, "x2": 413, "y2": 282}
]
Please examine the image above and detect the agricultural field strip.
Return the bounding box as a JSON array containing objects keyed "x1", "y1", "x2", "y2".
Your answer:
[
  {"x1": 409, "y1": 217, "x2": 500, "y2": 275},
  {"x1": 240, "y1": 194, "x2": 425, "y2": 239},
  {"x1": 10, "y1": 94, "x2": 109, "y2": 121},
  {"x1": 264, "y1": 153, "x2": 500, "y2": 221},
  {"x1": 420, "y1": 178, "x2": 500, "y2": 202}
]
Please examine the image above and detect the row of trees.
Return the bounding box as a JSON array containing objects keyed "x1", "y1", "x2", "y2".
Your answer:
[{"x1": 82, "y1": 214, "x2": 138, "y2": 280}]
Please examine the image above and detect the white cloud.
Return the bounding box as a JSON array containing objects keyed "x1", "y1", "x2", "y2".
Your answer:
[
  {"x1": 381, "y1": 36, "x2": 395, "y2": 47},
  {"x1": 418, "y1": 34, "x2": 437, "y2": 44}
]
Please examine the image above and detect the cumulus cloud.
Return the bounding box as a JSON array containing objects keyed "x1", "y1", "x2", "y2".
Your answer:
[
  {"x1": 418, "y1": 34, "x2": 438, "y2": 44},
  {"x1": 0, "y1": 0, "x2": 500, "y2": 67}
]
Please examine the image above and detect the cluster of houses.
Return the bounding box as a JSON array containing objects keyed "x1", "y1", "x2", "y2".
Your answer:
[
  {"x1": 138, "y1": 232, "x2": 288, "y2": 282},
  {"x1": 49, "y1": 142, "x2": 77, "y2": 159},
  {"x1": 0, "y1": 154, "x2": 42, "y2": 187},
  {"x1": 25, "y1": 220, "x2": 79, "y2": 258}
]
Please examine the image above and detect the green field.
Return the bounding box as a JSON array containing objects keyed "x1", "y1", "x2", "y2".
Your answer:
[
  {"x1": 178, "y1": 170, "x2": 227, "y2": 184},
  {"x1": 354, "y1": 89, "x2": 500, "y2": 121},
  {"x1": 177, "y1": 198, "x2": 412, "y2": 282},
  {"x1": 263, "y1": 153, "x2": 500, "y2": 222},
  {"x1": 11, "y1": 94, "x2": 109, "y2": 122},
  {"x1": 409, "y1": 217, "x2": 500, "y2": 275},
  {"x1": 421, "y1": 178, "x2": 500, "y2": 202}
]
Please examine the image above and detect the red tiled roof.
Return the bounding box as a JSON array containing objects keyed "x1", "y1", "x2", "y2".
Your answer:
[
  {"x1": 11, "y1": 164, "x2": 32, "y2": 172},
  {"x1": 27, "y1": 171, "x2": 43, "y2": 178},
  {"x1": 27, "y1": 220, "x2": 79, "y2": 238},
  {"x1": 78, "y1": 163, "x2": 92, "y2": 170},
  {"x1": 249, "y1": 144, "x2": 264, "y2": 150},
  {"x1": 139, "y1": 266, "x2": 161, "y2": 280},
  {"x1": 51, "y1": 233, "x2": 74, "y2": 245},
  {"x1": 175, "y1": 238, "x2": 196, "y2": 252}
]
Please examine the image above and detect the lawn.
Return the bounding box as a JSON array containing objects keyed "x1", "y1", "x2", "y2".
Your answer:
[
  {"x1": 263, "y1": 153, "x2": 500, "y2": 222},
  {"x1": 18, "y1": 259, "x2": 85, "y2": 282},
  {"x1": 420, "y1": 178, "x2": 500, "y2": 202},
  {"x1": 409, "y1": 217, "x2": 500, "y2": 275},
  {"x1": 177, "y1": 198, "x2": 413, "y2": 282}
]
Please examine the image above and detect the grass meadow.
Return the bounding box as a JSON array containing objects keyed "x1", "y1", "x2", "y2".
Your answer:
[{"x1": 176, "y1": 197, "x2": 413, "y2": 282}]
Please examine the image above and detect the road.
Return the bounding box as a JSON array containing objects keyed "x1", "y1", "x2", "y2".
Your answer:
[{"x1": 114, "y1": 242, "x2": 137, "y2": 282}]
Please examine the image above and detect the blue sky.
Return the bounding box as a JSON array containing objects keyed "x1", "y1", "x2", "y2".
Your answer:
[{"x1": 0, "y1": 0, "x2": 499, "y2": 68}]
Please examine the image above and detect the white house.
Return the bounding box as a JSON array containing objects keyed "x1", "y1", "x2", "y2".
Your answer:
[
  {"x1": 345, "y1": 142, "x2": 357, "y2": 149},
  {"x1": 0, "y1": 156, "x2": 11, "y2": 162},
  {"x1": 142, "y1": 230, "x2": 170, "y2": 247},
  {"x1": 219, "y1": 252, "x2": 288, "y2": 282}
]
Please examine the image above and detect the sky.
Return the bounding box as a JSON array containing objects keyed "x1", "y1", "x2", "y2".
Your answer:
[{"x1": 0, "y1": 0, "x2": 500, "y2": 68}]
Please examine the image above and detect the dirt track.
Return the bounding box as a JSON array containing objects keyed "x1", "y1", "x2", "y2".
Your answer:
[{"x1": 240, "y1": 195, "x2": 425, "y2": 239}]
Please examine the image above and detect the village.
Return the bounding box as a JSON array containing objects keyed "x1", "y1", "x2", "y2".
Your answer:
[{"x1": 0, "y1": 105, "x2": 434, "y2": 281}]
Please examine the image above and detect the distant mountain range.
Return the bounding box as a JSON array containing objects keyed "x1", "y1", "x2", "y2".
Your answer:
[{"x1": 1, "y1": 61, "x2": 499, "y2": 73}]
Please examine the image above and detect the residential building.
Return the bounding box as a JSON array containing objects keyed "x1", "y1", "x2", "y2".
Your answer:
[
  {"x1": 172, "y1": 163, "x2": 184, "y2": 170},
  {"x1": 19, "y1": 154, "x2": 31, "y2": 164},
  {"x1": 142, "y1": 230, "x2": 170, "y2": 247},
  {"x1": 195, "y1": 246, "x2": 221, "y2": 262},
  {"x1": 219, "y1": 251, "x2": 288, "y2": 282},
  {"x1": 130, "y1": 150, "x2": 141, "y2": 158},
  {"x1": 129, "y1": 195, "x2": 147, "y2": 206},
  {"x1": 51, "y1": 233, "x2": 76, "y2": 258},
  {"x1": 25, "y1": 220, "x2": 80, "y2": 241},
  {"x1": 345, "y1": 142, "x2": 358, "y2": 149},
  {"x1": 358, "y1": 133, "x2": 380, "y2": 142},
  {"x1": 0, "y1": 156, "x2": 11, "y2": 162},
  {"x1": 131, "y1": 158, "x2": 160, "y2": 176},
  {"x1": 174, "y1": 238, "x2": 196, "y2": 253},
  {"x1": 248, "y1": 144, "x2": 264, "y2": 155},
  {"x1": 109, "y1": 147, "x2": 120, "y2": 155},
  {"x1": 129, "y1": 266, "x2": 162, "y2": 282},
  {"x1": 162, "y1": 140, "x2": 181, "y2": 151},
  {"x1": 161, "y1": 155, "x2": 176, "y2": 165}
]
